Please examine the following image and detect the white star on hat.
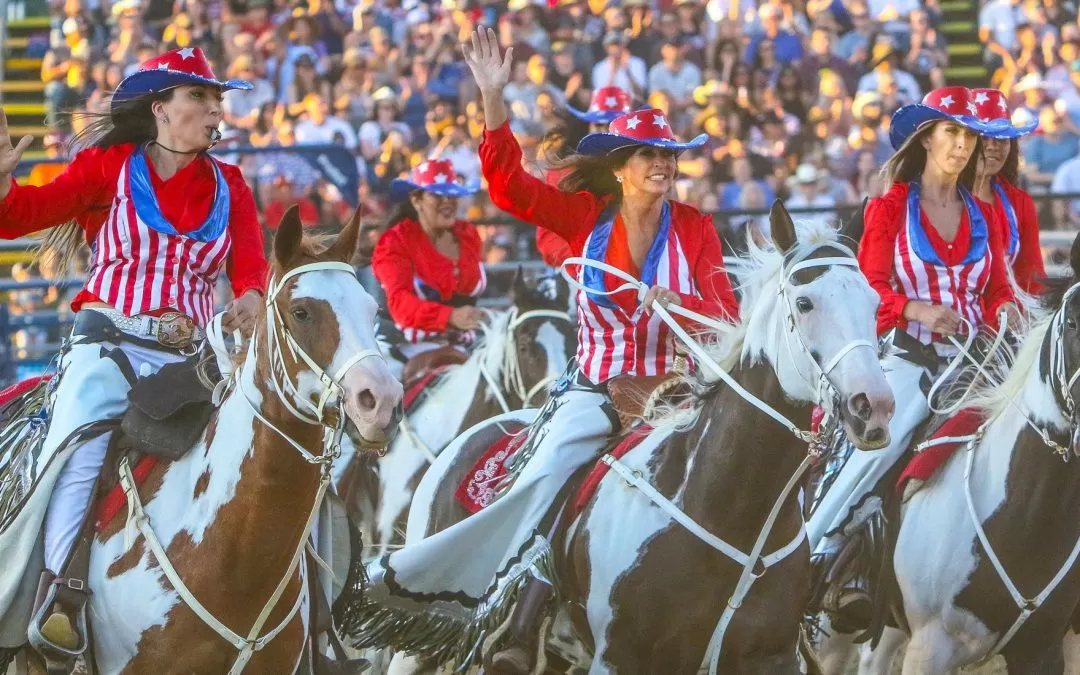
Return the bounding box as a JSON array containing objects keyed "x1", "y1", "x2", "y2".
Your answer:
[
  {"x1": 966, "y1": 101, "x2": 978, "y2": 115},
  {"x1": 418, "y1": 161, "x2": 429, "y2": 174},
  {"x1": 605, "y1": 96, "x2": 617, "y2": 108},
  {"x1": 157, "y1": 63, "x2": 169, "y2": 70},
  {"x1": 998, "y1": 97, "x2": 1008, "y2": 111},
  {"x1": 973, "y1": 91, "x2": 990, "y2": 105},
  {"x1": 653, "y1": 114, "x2": 668, "y2": 129},
  {"x1": 179, "y1": 47, "x2": 196, "y2": 60},
  {"x1": 433, "y1": 173, "x2": 448, "y2": 184},
  {"x1": 939, "y1": 94, "x2": 954, "y2": 109},
  {"x1": 624, "y1": 115, "x2": 641, "y2": 130}
]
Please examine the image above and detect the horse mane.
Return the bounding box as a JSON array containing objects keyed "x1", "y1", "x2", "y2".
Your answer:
[
  {"x1": 475, "y1": 308, "x2": 514, "y2": 384},
  {"x1": 647, "y1": 217, "x2": 848, "y2": 429},
  {"x1": 961, "y1": 272, "x2": 1072, "y2": 419}
]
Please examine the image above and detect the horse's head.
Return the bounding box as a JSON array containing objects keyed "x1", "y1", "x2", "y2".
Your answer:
[
  {"x1": 267, "y1": 205, "x2": 404, "y2": 448},
  {"x1": 499, "y1": 267, "x2": 575, "y2": 407},
  {"x1": 1040, "y1": 233, "x2": 1080, "y2": 439},
  {"x1": 752, "y1": 200, "x2": 894, "y2": 450}
]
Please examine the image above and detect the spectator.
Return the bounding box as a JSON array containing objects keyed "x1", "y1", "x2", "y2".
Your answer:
[
  {"x1": 721, "y1": 155, "x2": 776, "y2": 209},
  {"x1": 295, "y1": 93, "x2": 358, "y2": 150},
  {"x1": 857, "y1": 39, "x2": 922, "y2": 103},
  {"x1": 1022, "y1": 105, "x2": 1079, "y2": 183},
  {"x1": 1051, "y1": 154, "x2": 1080, "y2": 227},
  {"x1": 903, "y1": 8, "x2": 948, "y2": 91},
  {"x1": 591, "y1": 31, "x2": 647, "y2": 101},
  {"x1": 745, "y1": 3, "x2": 803, "y2": 64},
  {"x1": 27, "y1": 131, "x2": 71, "y2": 187},
  {"x1": 800, "y1": 27, "x2": 858, "y2": 94},
  {"x1": 980, "y1": 0, "x2": 1020, "y2": 68},
  {"x1": 785, "y1": 164, "x2": 838, "y2": 226},
  {"x1": 647, "y1": 39, "x2": 703, "y2": 109},
  {"x1": 222, "y1": 54, "x2": 275, "y2": 130}
]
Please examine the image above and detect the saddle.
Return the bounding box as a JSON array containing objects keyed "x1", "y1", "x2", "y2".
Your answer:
[
  {"x1": 605, "y1": 372, "x2": 689, "y2": 430},
  {"x1": 401, "y1": 345, "x2": 468, "y2": 390}
]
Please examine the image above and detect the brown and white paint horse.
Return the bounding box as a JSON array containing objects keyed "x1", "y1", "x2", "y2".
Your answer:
[
  {"x1": 18, "y1": 207, "x2": 402, "y2": 674},
  {"x1": 818, "y1": 234, "x2": 1080, "y2": 675},
  {"x1": 335, "y1": 270, "x2": 575, "y2": 559},
  {"x1": 397, "y1": 204, "x2": 894, "y2": 674}
]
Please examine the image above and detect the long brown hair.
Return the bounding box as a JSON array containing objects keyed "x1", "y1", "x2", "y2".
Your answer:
[
  {"x1": 996, "y1": 138, "x2": 1020, "y2": 185},
  {"x1": 879, "y1": 121, "x2": 982, "y2": 192},
  {"x1": 35, "y1": 90, "x2": 174, "y2": 277},
  {"x1": 550, "y1": 146, "x2": 638, "y2": 202},
  {"x1": 539, "y1": 110, "x2": 590, "y2": 165}
]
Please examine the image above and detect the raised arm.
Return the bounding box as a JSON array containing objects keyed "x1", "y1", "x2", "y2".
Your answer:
[
  {"x1": 464, "y1": 27, "x2": 599, "y2": 242},
  {"x1": 0, "y1": 111, "x2": 108, "y2": 238}
]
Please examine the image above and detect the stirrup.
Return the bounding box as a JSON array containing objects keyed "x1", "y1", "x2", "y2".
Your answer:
[{"x1": 28, "y1": 580, "x2": 89, "y2": 662}]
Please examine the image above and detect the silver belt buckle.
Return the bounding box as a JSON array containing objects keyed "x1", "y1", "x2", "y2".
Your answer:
[{"x1": 155, "y1": 312, "x2": 197, "y2": 349}]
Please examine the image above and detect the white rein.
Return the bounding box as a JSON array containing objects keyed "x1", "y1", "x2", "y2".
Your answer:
[
  {"x1": 559, "y1": 246, "x2": 875, "y2": 671},
  {"x1": 119, "y1": 260, "x2": 386, "y2": 675}
]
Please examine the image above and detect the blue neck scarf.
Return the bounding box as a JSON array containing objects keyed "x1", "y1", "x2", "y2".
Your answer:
[
  {"x1": 127, "y1": 145, "x2": 230, "y2": 243},
  {"x1": 991, "y1": 179, "x2": 1020, "y2": 262},
  {"x1": 582, "y1": 202, "x2": 671, "y2": 310},
  {"x1": 905, "y1": 181, "x2": 988, "y2": 267}
]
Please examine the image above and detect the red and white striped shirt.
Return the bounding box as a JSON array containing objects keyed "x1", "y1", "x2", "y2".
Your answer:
[
  {"x1": 0, "y1": 144, "x2": 267, "y2": 325},
  {"x1": 479, "y1": 123, "x2": 739, "y2": 384},
  {"x1": 575, "y1": 207, "x2": 701, "y2": 382},
  {"x1": 84, "y1": 157, "x2": 233, "y2": 327},
  {"x1": 860, "y1": 181, "x2": 1014, "y2": 343}
]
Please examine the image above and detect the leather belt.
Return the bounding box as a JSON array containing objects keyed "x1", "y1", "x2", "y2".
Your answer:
[{"x1": 75, "y1": 308, "x2": 204, "y2": 351}]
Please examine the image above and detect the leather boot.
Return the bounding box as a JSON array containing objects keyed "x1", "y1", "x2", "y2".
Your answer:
[{"x1": 487, "y1": 578, "x2": 553, "y2": 675}]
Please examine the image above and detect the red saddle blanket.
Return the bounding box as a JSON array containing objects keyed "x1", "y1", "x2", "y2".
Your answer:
[
  {"x1": 455, "y1": 424, "x2": 528, "y2": 514},
  {"x1": 572, "y1": 425, "x2": 653, "y2": 516},
  {"x1": 402, "y1": 366, "x2": 450, "y2": 412},
  {"x1": 896, "y1": 408, "x2": 985, "y2": 496},
  {"x1": 95, "y1": 457, "x2": 159, "y2": 532},
  {"x1": 0, "y1": 375, "x2": 51, "y2": 408}
]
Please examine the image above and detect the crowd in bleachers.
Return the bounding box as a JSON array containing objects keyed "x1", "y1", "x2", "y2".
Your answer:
[{"x1": 34, "y1": 0, "x2": 1025, "y2": 253}]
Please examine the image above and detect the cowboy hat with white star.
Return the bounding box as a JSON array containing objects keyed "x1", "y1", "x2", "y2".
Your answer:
[
  {"x1": 888, "y1": 86, "x2": 1015, "y2": 150},
  {"x1": 389, "y1": 159, "x2": 480, "y2": 202},
  {"x1": 576, "y1": 107, "x2": 708, "y2": 155},
  {"x1": 566, "y1": 87, "x2": 633, "y2": 124},
  {"x1": 111, "y1": 47, "x2": 252, "y2": 113},
  {"x1": 969, "y1": 88, "x2": 1039, "y2": 139}
]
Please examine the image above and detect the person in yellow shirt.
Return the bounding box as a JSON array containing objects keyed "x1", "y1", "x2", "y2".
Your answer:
[{"x1": 27, "y1": 132, "x2": 69, "y2": 187}]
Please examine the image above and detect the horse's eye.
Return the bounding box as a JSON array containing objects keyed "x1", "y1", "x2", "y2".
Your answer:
[
  {"x1": 291, "y1": 307, "x2": 310, "y2": 322},
  {"x1": 796, "y1": 297, "x2": 814, "y2": 313},
  {"x1": 1068, "y1": 316, "x2": 1077, "y2": 331}
]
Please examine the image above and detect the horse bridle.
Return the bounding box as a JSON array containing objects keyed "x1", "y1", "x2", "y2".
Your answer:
[
  {"x1": 1047, "y1": 281, "x2": 1080, "y2": 457},
  {"x1": 478, "y1": 306, "x2": 574, "y2": 413},
  {"x1": 561, "y1": 244, "x2": 875, "y2": 443}
]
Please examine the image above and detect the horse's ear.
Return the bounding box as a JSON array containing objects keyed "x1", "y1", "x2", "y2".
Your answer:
[
  {"x1": 839, "y1": 197, "x2": 868, "y2": 254},
  {"x1": 329, "y1": 206, "x2": 362, "y2": 264},
  {"x1": 274, "y1": 204, "x2": 304, "y2": 269},
  {"x1": 770, "y1": 199, "x2": 797, "y2": 254},
  {"x1": 1070, "y1": 231, "x2": 1080, "y2": 280}
]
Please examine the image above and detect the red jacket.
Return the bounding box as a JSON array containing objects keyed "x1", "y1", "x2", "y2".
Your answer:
[
  {"x1": 480, "y1": 122, "x2": 738, "y2": 324},
  {"x1": 0, "y1": 144, "x2": 267, "y2": 311},
  {"x1": 535, "y1": 167, "x2": 575, "y2": 268},
  {"x1": 859, "y1": 181, "x2": 1015, "y2": 336},
  {"x1": 371, "y1": 217, "x2": 485, "y2": 334},
  {"x1": 994, "y1": 178, "x2": 1046, "y2": 295}
]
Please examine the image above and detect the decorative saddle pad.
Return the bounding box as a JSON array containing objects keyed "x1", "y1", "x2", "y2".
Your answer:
[
  {"x1": 896, "y1": 407, "x2": 985, "y2": 497},
  {"x1": 572, "y1": 424, "x2": 654, "y2": 516},
  {"x1": 454, "y1": 421, "x2": 529, "y2": 514}
]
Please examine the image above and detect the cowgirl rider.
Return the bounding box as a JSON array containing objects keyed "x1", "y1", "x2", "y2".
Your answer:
[
  {"x1": 0, "y1": 47, "x2": 266, "y2": 655},
  {"x1": 347, "y1": 29, "x2": 739, "y2": 675},
  {"x1": 807, "y1": 86, "x2": 1021, "y2": 630},
  {"x1": 536, "y1": 86, "x2": 633, "y2": 269},
  {"x1": 371, "y1": 158, "x2": 486, "y2": 377},
  {"x1": 970, "y1": 88, "x2": 1045, "y2": 296}
]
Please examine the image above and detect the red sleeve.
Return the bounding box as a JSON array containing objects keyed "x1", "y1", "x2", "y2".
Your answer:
[
  {"x1": 371, "y1": 227, "x2": 454, "y2": 333},
  {"x1": 980, "y1": 199, "x2": 1017, "y2": 327},
  {"x1": 456, "y1": 221, "x2": 487, "y2": 295},
  {"x1": 536, "y1": 228, "x2": 574, "y2": 268},
  {"x1": 1013, "y1": 189, "x2": 1046, "y2": 295},
  {"x1": 859, "y1": 190, "x2": 910, "y2": 335},
  {"x1": 221, "y1": 164, "x2": 269, "y2": 297},
  {"x1": 480, "y1": 122, "x2": 601, "y2": 243},
  {"x1": 677, "y1": 210, "x2": 740, "y2": 323},
  {"x1": 0, "y1": 146, "x2": 113, "y2": 239}
]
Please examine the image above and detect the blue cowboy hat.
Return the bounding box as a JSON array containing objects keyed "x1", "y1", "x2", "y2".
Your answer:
[
  {"x1": 889, "y1": 86, "x2": 1018, "y2": 150},
  {"x1": 389, "y1": 159, "x2": 481, "y2": 202},
  {"x1": 576, "y1": 107, "x2": 708, "y2": 155},
  {"x1": 112, "y1": 47, "x2": 252, "y2": 113}
]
